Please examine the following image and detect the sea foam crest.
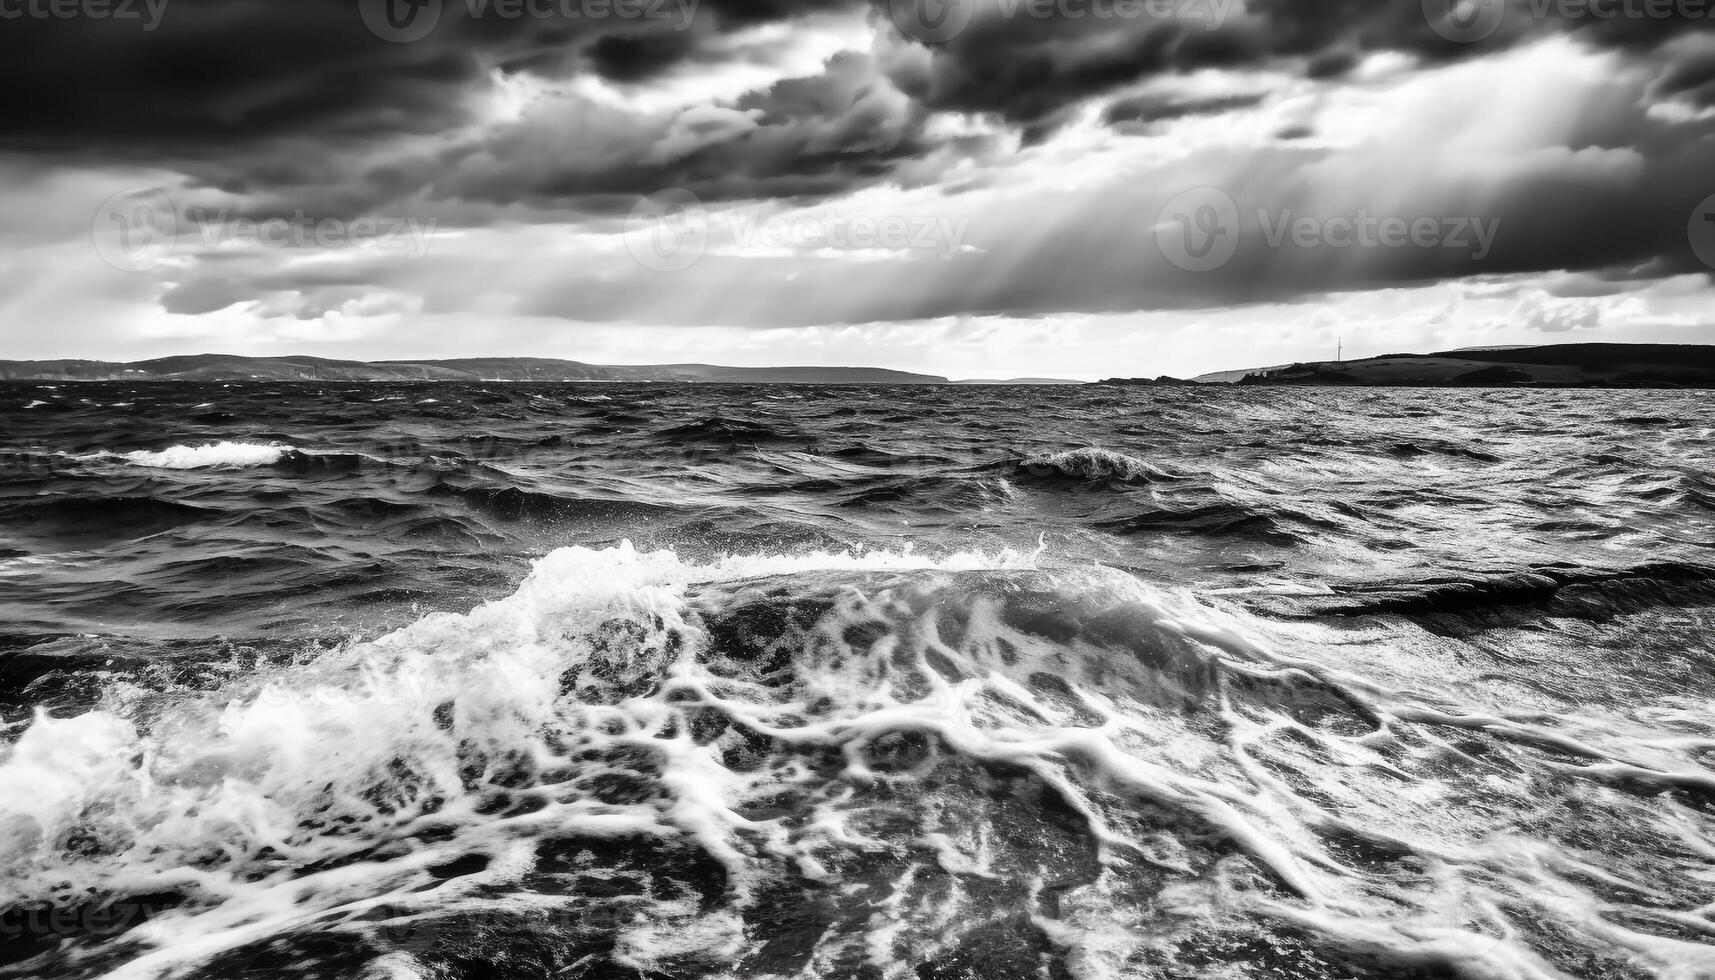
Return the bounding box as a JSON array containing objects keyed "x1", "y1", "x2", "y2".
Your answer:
[
  {"x1": 1018, "y1": 447, "x2": 1165, "y2": 483},
  {"x1": 114, "y1": 441, "x2": 290, "y2": 469},
  {"x1": 2, "y1": 543, "x2": 1710, "y2": 980},
  {"x1": 0, "y1": 543, "x2": 1054, "y2": 978}
]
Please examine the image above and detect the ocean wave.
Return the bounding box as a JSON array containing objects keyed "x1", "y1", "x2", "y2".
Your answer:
[
  {"x1": 420, "y1": 483, "x2": 697, "y2": 524},
  {"x1": 658, "y1": 416, "x2": 802, "y2": 445},
  {"x1": 112, "y1": 441, "x2": 291, "y2": 470},
  {"x1": 837, "y1": 472, "x2": 1017, "y2": 510},
  {"x1": 8, "y1": 385, "x2": 1715, "y2": 980},
  {"x1": 1100, "y1": 501, "x2": 1307, "y2": 543},
  {"x1": 7, "y1": 496, "x2": 211, "y2": 545},
  {"x1": 1016, "y1": 448, "x2": 1172, "y2": 484},
  {"x1": 270, "y1": 449, "x2": 370, "y2": 474},
  {"x1": 1299, "y1": 561, "x2": 1715, "y2": 621},
  {"x1": 2, "y1": 543, "x2": 1708, "y2": 979},
  {"x1": 0, "y1": 544, "x2": 1057, "y2": 975}
]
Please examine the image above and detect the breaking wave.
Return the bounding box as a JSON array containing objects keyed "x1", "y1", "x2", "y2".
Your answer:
[
  {"x1": 1016, "y1": 448, "x2": 1171, "y2": 485},
  {"x1": 3, "y1": 543, "x2": 1711, "y2": 980},
  {"x1": 111, "y1": 442, "x2": 291, "y2": 470},
  {"x1": 6, "y1": 382, "x2": 1715, "y2": 980}
]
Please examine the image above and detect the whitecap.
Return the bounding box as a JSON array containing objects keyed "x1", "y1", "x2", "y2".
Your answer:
[
  {"x1": 1019, "y1": 447, "x2": 1166, "y2": 482},
  {"x1": 115, "y1": 441, "x2": 290, "y2": 469},
  {"x1": 4, "y1": 542, "x2": 1710, "y2": 979}
]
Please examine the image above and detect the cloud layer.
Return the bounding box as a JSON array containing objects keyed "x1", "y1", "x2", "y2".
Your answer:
[{"x1": 2, "y1": 0, "x2": 1713, "y2": 373}]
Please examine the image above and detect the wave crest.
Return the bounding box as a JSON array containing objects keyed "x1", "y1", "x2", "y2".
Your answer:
[
  {"x1": 1017, "y1": 448, "x2": 1168, "y2": 484},
  {"x1": 114, "y1": 441, "x2": 290, "y2": 470},
  {"x1": 2, "y1": 544, "x2": 1710, "y2": 980}
]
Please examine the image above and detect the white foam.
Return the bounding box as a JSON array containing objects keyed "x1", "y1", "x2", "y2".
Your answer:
[
  {"x1": 114, "y1": 441, "x2": 290, "y2": 469},
  {"x1": 1020, "y1": 447, "x2": 1164, "y2": 482},
  {"x1": 1, "y1": 543, "x2": 1710, "y2": 979}
]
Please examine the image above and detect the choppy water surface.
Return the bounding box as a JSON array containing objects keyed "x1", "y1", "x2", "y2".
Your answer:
[{"x1": 2, "y1": 382, "x2": 1713, "y2": 980}]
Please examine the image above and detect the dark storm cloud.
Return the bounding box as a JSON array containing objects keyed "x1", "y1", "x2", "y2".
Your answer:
[
  {"x1": 584, "y1": 30, "x2": 701, "y2": 80},
  {"x1": 0, "y1": 0, "x2": 1004, "y2": 228},
  {"x1": 5, "y1": 0, "x2": 1711, "y2": 214},
  {"x1": 469, "y1": 77, "x2": 1715, "y2": 332},
  {"x1": 137, "y1": 18, "x2": 1715, "y2": 331},
  {"x1": 3, "y1": 0, "x2": 1712, "y2": 170},
  {"x1": 0, "y1": 0, "x2": 854, "y2": 154},
  {"x1": 159, "y1": 261, "x2": 392, "y2": 316},
  {"x1": 873, "y1": 0, "x2": 1715, "y2": 126},
  {"x1": 2, "y1": 1, "x2": 470, "y2": 152},
  {"x1": 13, "y1": 0, "x2": 1715, "y2": 336},
  {"x1": 1652, "y1": 46, "x2": 1715, "y2": 105},
  {"x1": 427, "y1": 50, "x2": 968, "y2": 207},
  {"x1": 1102, "y1": 92, "x2": 1266, "y2": 125}
]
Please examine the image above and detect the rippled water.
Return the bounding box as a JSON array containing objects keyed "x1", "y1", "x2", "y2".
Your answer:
[{"x1": 2, "y1": 382, "x2": 1713, "y2": 980}]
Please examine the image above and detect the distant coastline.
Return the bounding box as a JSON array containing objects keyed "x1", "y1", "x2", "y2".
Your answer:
[
  {"x1": 1102, "y1": 343, "x2": 1715, "y2": 389},
  {"x1": 0, "y1": 355, "x2": 951, "y2": 385},
  {"x1": 7, "y1": 343, "x2": 1715, "y2": 387}
]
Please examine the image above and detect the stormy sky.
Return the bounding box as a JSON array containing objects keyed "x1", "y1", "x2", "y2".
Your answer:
[{"x1": 6, "y1": 0, "x2": 1715, "y2": 378}]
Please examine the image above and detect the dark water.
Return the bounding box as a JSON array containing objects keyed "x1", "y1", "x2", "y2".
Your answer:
[{"x1": 2, "y1": 382, "x2": 1713, "y2": 980}]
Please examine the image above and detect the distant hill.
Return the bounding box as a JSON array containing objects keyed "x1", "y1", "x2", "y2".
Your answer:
[
  {"x1": 1207, "y1": 344, "x2": 1715, "y2": 388},
  {"x1": 1094, "y1": 376, "x2": 1198, "y2": 387},
  {"x1": 0, "y1": 355, "x2": 949, "y2": 385}
]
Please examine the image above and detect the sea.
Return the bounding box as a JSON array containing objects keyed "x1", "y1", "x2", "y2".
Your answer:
[{"x1": 2, "y1": 381, "x2": 1713, "y2": 980}]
